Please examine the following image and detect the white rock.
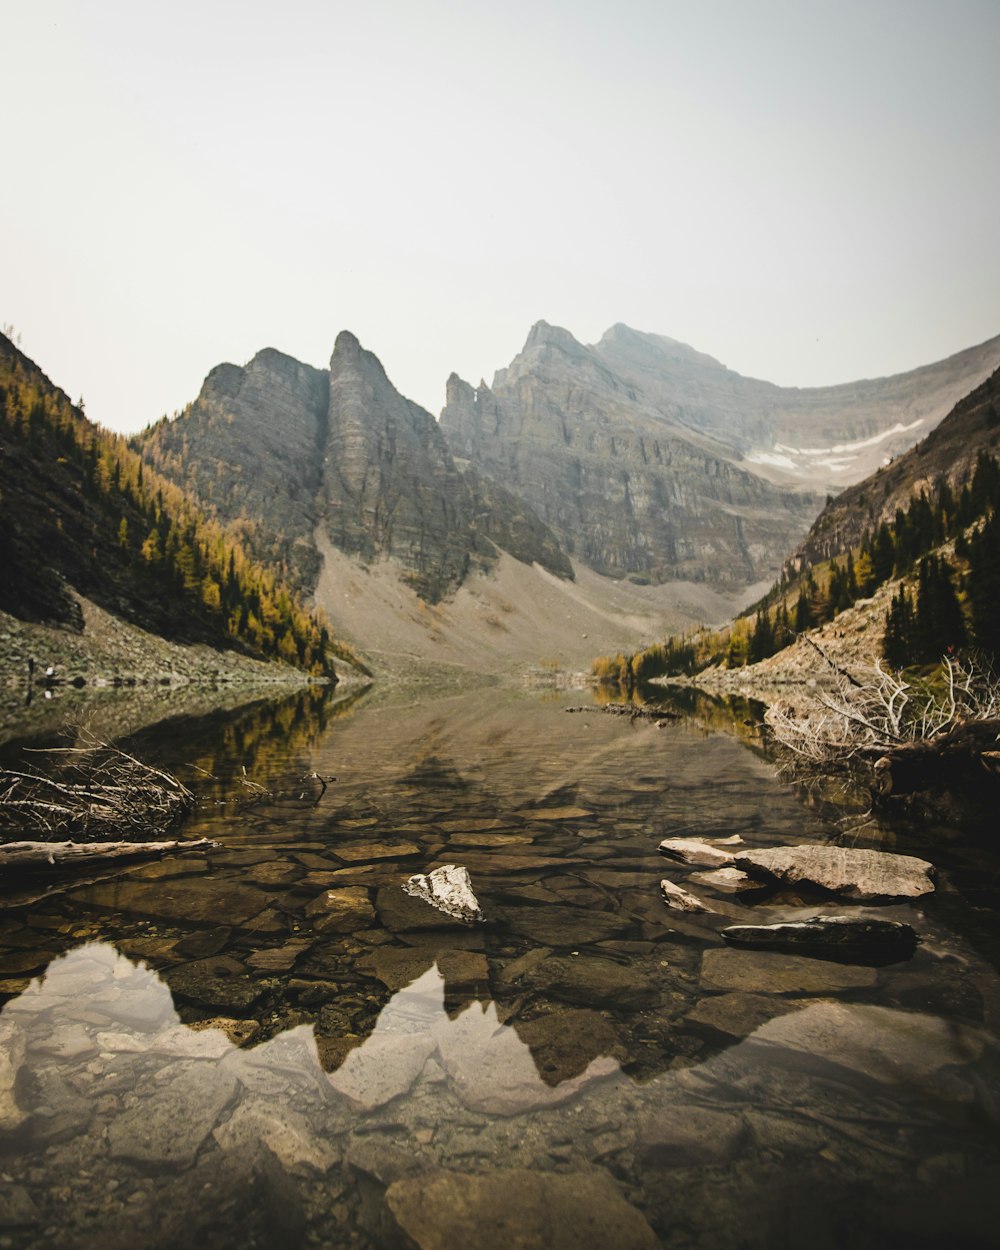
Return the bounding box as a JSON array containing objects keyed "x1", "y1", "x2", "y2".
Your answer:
[{"x1": 404, "y1": 864, "x2": 483, "y2": 923}]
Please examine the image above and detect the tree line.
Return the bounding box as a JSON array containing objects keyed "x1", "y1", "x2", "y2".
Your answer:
[{"x1": 596, "y1": 449, "x2": 1000, "y2": 687}]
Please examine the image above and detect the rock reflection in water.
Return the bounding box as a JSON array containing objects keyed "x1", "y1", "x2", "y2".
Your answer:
[{"x1": 1, "y1": 942, "x2": 999, "y2": 1249}]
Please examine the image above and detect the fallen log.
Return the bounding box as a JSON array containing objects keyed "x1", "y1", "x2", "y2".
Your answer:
[
  {"x1": 871, "y1": 716, "x2": 1000, "y2": 802},
  {"x1": 0, "y1": 837, "x2": 216, "y2": 873}
]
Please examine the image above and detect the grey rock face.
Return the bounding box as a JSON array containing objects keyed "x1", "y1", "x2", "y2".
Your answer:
[
  {"x1": 443, "y1": 348, "x2": 815, "y2": 586},
  {"x1": 138, "y1": 348, "x2": 329, "y2": 592},
  {"x1": 138, "y1": 332, "x2": 571, "y2": 603},
  {"x1": 441, "y1": 321, "x2": 1000, "y2": 587}
]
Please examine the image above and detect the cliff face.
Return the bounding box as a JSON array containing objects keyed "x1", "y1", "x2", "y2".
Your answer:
[
  {"x1": 137, "y1": 334, "x2": 572, "y2": 604},
  {"x1": 440, "y1": 321, "x2": 1000, "y2": 587},
  {"x1": 592, "y1": 323, "x2": 1000, "y2": 482},
  {"x1": 139, "y1": 349, "x2": 329, "y2": 591},
  {"x1": 442, "y1": 324, "x2": 822, "y2": 586}
]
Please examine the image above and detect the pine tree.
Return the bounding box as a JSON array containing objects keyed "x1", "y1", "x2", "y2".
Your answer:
[
  {"x1": 967, "y1": 512, "x2": 1000, "y2": 658},
  {"x1": 882, "y1": 587, "x2": 915, "y2": 668}
]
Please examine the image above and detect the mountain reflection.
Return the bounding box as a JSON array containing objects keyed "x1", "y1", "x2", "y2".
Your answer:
[{"x1": 3, "y1": 940, "x2": 999, "y2": 1250}]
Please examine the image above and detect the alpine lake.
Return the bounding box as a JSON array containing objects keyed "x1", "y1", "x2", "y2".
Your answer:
[{"x1": 0, "y1": 677, "x2": 998, "y2": 1250}]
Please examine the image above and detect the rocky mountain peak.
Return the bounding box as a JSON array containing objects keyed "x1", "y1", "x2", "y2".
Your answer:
[
  {"x1": 597, "y1": 324, "x2": 728, "y2": 374},
  {"x1": 522, "y1": 320, "x2": 586, "y2": 356}
]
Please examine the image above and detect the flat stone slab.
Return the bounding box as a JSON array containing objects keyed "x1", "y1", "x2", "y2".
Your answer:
[
  {"x1": 658, "y1": 838, "x2": 734, "y2": 868},
  {"x1": 334, "y1": 840, "x2": 421, "y2": 862},
  {"x1": 305, "y1": 886, "x2": 376, "y2": 933},
  {"x1": 689, "y1": 867, "x2": 760, "y2": 894},
  {"x1": 386, "y1": 1168, "x2": 659, "y2": 1250},
  {"x1": 701, "y1": 947, "x2": 877, "y2": 994},
  {"x1": 752, "y1": 1001, "x2": 988, "y2": 1089},
  {"x1": 735, "y1": 845, "x2": 934, "y2": 900},
  {"x1": 722, "y1": 915, "x2": 918, "y2": 964},
  {"x1": 521, "y1": 806, "x2": 595, "y2": 821},
  {"x1": 685, "y1": 991, "x2": 797, "y2": 1038}
]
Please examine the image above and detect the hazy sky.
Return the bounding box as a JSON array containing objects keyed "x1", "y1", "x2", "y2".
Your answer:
[{"x1": 3, "y1": 0, "x2": 999, "y2": 434}]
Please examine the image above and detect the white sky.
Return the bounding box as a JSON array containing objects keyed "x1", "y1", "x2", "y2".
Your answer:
[{"x1": 3, "y1": 0, "x2": 999, "y2": 434}]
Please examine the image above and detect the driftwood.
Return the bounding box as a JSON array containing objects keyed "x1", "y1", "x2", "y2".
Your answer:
[
  {"x1": 0, "y1": 837, "x2": 216, "y2": 873},
  {"x1": 0, "y1": 742, "x2": 194, "y2": 842},
  {"x1": 871, "y1": 716, "x2": 1000, "y2": 801}
]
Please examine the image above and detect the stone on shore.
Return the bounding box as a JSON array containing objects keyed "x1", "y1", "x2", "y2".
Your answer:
[
  {"x1": 404, "y1": 864, "x2": 483, "y2": 924},
  {"x1": 735, "y1": 845, "x2": 935, "y2": 900}
]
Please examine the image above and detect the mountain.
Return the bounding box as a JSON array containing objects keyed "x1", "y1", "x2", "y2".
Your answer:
[
  {"x1": 0, "y1": 332, "x2": 340, "y2": 678},
  {"x1": 618, "y1": 367, "x2": 1000, "y2": 690},
  {"x1": 792, "y1": 367, "x2": 1000, "y2": 568},
  {"x1": 441, "y1": 322, "x2": 1000, "y2": 586},
  {"x1": 137, "y1": 332, "x2": 571, "y2": 605}
]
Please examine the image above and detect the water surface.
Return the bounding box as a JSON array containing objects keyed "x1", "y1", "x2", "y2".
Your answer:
[{"x1": 0, "y1": 683, "x2": 997, "y2": 1249}]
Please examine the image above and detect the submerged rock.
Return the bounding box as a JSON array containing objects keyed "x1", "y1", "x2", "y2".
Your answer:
[
  {"x1": 751, "y1": 1001, "x2": 989, "y2": 1092},
  {"x1": 685, "y1": 991, "x2": 796, "y2": 1038},
  {"x1": 735, "y1": 845, "x2": 935, "y2": 900},
  {"x1": 385, "y1": 1168, "x2": 660, "y2": 1250},
  {"x1": 721, "y1": 915, "x2": 918, "y2": 965},
  {"x1": 689, "y1": 866, "x2": 760, "y2": 894},
  {"x1": 304, "y1": 886, "x2": 376, "y2": 933},
  {"x1": 637, "y1": 1103, "x2": 747, "y2": 1166},
  {"x1": 701, "y1": 947, "x2": 877, "y2": 993},
  {"x1": 108, "y1": 1062, "x2": 238, "y2": 1169},
  {"x1": 660, "y1": 878, "x2": 715, "y2": 913},
  {"x1": 404, "y1": 865, "x2": 483, "y2": 924}
]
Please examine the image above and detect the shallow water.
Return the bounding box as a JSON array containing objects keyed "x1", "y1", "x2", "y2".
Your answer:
[{"x1": 0, "y1": 683, "x2": 998, "y2": 1249}]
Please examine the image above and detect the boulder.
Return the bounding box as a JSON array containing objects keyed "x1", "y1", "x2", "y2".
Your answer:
[{"x1": 735, "y1": 845, "x2": 934, "y2": 900}]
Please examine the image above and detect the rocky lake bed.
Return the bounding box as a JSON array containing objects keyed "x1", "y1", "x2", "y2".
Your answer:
[{"x1": 0, "y1": 681, "x2": 998, "y2": 1249}]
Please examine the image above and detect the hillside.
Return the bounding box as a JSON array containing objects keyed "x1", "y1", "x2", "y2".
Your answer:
[
  {"x1": 0, "y1": 334, "x2": 346, "y2": 681},
  {"x1": 793, "y1": 368, "x2": 1000, "y2": 568},
  {"x1": 609, "y1": 369, "x2": 1000, "y2": 689}
]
